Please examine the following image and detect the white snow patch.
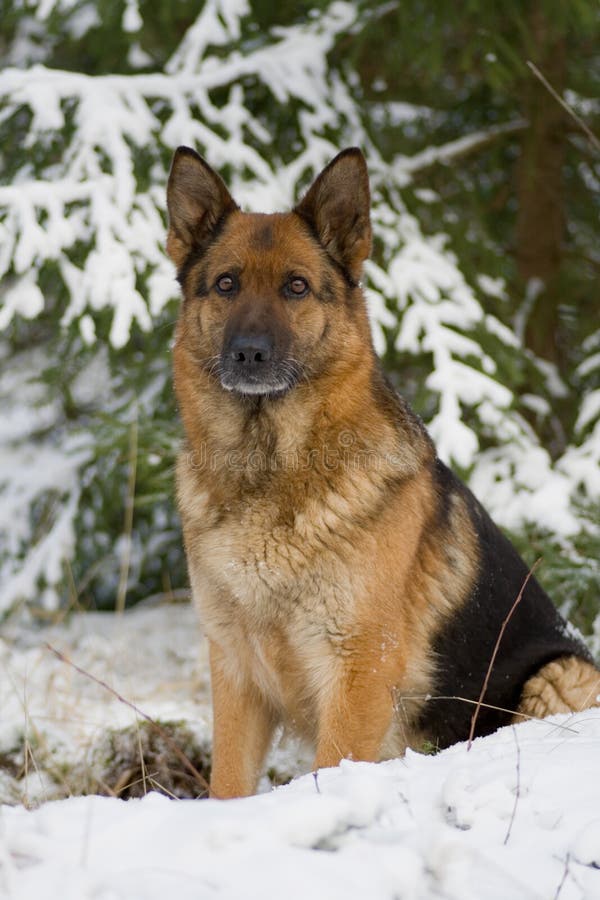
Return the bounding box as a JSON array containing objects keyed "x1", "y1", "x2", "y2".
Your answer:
[
  {"x1": 122, "y1": 0, "x2": 142, "y2": 33},
  {"x1": 0, "y1": 273, "x2": 44, "y2": 330},
  {"x1": 1, "y1": 603, "x2": 600, "y2": 900},
  {"x1": 477, "y1": 274, "x2": 507, "y2": 301},
  {"x1": 576, "y1": 390, "x2": 600, "y2": 433}
]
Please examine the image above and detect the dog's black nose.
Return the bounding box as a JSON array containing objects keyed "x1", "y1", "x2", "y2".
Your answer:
[{"x1": 228, "y1": 333, "x2": 273, "y2": 365}]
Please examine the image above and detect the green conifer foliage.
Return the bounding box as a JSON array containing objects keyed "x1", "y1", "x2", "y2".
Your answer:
[{"x1": 0, "y1": 1, "x2": 598, "y2": 635}]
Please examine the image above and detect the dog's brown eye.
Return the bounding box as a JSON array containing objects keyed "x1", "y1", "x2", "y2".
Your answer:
[
  {"x1": 216, "y1": 274, "x2": 236, "y2": 295},
  {"x1": 287, "y1": 277, "x2": 309, "y2": 298}
]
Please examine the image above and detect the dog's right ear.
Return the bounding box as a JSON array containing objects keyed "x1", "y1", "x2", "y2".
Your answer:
[{"x1": 166, "y1": 147, "x2": 238, "y2": 268}]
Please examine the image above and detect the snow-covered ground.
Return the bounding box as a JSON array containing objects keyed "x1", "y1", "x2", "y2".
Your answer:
[{"x1": 1, "y1": 604, "x2": 600, "y2": 899}]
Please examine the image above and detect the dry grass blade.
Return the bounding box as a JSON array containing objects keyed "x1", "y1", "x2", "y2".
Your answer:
[
  {"x1": 467, "y1": 558, "x2": 542, "y2": 750},
  {"x1": 116, "y1": 412, "x2": 138, "y2": 615},
  {"x1": 45, "y1": 643, "x2": 212, "y2": 798}
]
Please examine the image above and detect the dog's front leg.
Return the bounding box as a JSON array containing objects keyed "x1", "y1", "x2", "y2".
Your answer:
[
  {"x1": 312, "y1": 659, "x2": 397, "y2": 770},
  {"x1": 208, "y1": 640, "x2": 277, "y2": 799}
]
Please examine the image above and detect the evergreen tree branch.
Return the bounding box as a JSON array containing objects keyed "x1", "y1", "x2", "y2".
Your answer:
[{"x1": 396, "y1": 119, "x2": 527, "y2": 178}]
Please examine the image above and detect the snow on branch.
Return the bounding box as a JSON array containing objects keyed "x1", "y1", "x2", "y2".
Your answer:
[
  {"x1": 2, "y1": 0, "x2": 597, "y2": 617},
  {"x1": 393, "y1": 119, "x2": 528, "y2": 182},
  {"x1": 0, "y1": 1, "x2": 358, "y2": 347}
]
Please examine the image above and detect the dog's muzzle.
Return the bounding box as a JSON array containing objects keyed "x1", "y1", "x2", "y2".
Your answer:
[{"x1": 219, "y1": 333, "x2": 299, "y2": 396}]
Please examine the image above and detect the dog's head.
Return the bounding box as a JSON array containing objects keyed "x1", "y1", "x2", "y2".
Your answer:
[{"x1": 167, "y1": 147, "x2": 372, "y2": 400}]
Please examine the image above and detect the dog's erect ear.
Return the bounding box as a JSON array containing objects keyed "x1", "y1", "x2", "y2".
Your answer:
[
  {"x1": 294, "y1": 148, "x2": 371, "y2": 282},
  {"x1": 166, "y1": 147, "x2": 238, "y2": 268}
]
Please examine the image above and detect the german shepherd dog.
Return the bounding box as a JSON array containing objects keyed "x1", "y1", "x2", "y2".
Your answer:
[{"x1": 167, "y1": 147, "x2": 599, "y2": 799}]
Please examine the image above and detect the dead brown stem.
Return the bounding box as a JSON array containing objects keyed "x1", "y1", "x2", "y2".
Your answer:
[
  {"x1": 393, "y1": 692, "x2": 577, "y2": 735},
  {"x1": 467, "y1": 558, "x2": 542, "y2": 750}
]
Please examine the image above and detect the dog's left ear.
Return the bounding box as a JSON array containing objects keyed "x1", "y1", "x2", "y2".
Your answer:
[{"x1": 294, "y1": 148, "x2": 371, "y2": 282}]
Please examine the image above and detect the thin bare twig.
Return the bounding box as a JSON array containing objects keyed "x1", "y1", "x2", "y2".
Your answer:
[
  {"x1": 467, "y1": 558, "x2": 542, "y2": 750},
  {"x1": 393, "y1": 692, "x2": 578, "y2": 735},
  {"x1": 134, "y1": 716, "x2": 148, "y2": 796},
  {"x1": 527, "y1": 61, "x2": 600, "y2": 155},
  {"x1": 45, "y1": 643, "x2": 211, "y2": 798},
  {"x1": 553, "y1": 853, "x2": 571, "y2": 900},
  {"x1": 148, "y1": 777, "x2": 180, "y2": 801},
  {"x1": 504, "y1": 726, "x2": 521, "y2": 845}
]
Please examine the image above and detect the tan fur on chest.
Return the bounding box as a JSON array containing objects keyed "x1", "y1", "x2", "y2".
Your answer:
[
  {"x1": 178, "y1": 438, "x2": 466, "y2": 753},
  {"x1": 178, "y1": 444, "x2": 393, "y2": 731}
]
